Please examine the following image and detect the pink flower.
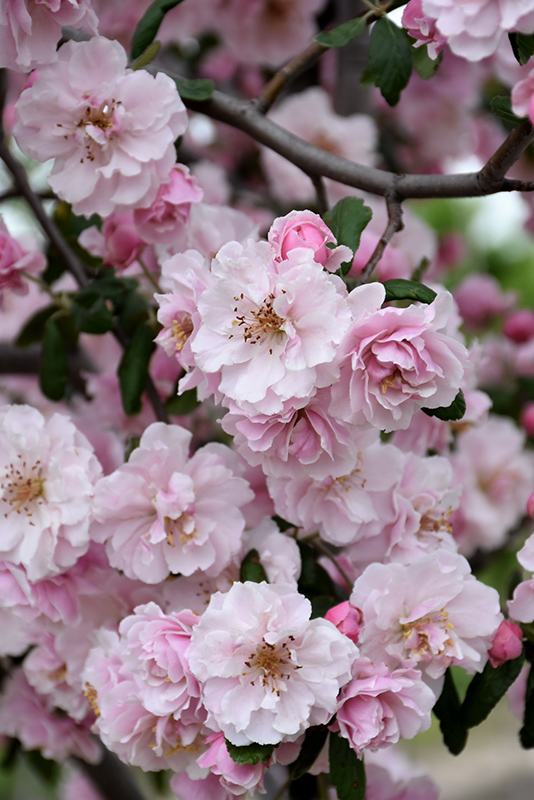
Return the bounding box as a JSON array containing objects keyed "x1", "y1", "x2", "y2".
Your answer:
[
  {"x1": 334, "y1": 658, "x2": 435, "y2": 755},
  {"x1": 14, "y1": 37, "x2": 188, "y2": 217},
  {"x1": 488, "y1": 620, "x2": 523, "y2": 668},
  {"x1": 331, "y1": 284, "x2": 468, "y2": 432},
  {"x1": 190, "y1": 239, "x2": 351, "y2": 414},
  {"x1": 504, "y1": 309, "x2": 534, "y2": 343},
  {"x1": 351, "y1": 550, "x2": 502, "y2": 679},
  {"x1": 325, "y1": 602, "x2": 362, "y2": 645},
  {"x1": 421, "y1": 0, "x2": 534, "y2": 60},
  {"x1": 402, "y1": 0, "x2": 446, "y2": 59},
  {"x1": 78, "y1": 211, "x2": 144, "y2": 271},
  {"x1": 453, "y1": 274, "x2": 516, "y2": 330},
  {"x1": 134, "y1": 164, "x2": 203, "y2": 245},
  {"x1": 268, "y1": 210, "x2": 352, "y2": 273},
  {"x1": 0, "y1": 404, "x2": 102, "y2": 581},
  {"x1": 0, "y1": 217, "x2": 46, "y2": 297},
  {"x1": 512, "y1": 67, "x2": 534, "y2": 122},
  {"x1": 91, "y1": 422, "x2": 253, "y2": 583},
  {"x1": 0, "y1": 0, "x2": 98, "y2": 71},
  {"x1": 187, "y1": 581, "x2": 357, "y2": 746}
]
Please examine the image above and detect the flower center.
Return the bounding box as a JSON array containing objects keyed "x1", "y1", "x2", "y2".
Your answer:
[
  {"x1": 401, "y1": 608, "x2": 454, "y2": 659},
  {"x1": 172, "y1": 316, "x2": 193, "y2": 352},
  {"x1": 243, "y1": 637, "x2": 298, "y2": 694},
  {"x1": 164, "y1": 514, "x2": 196, "y2": 547},
  {"x1": 232, "y1": 293, "x2": 286, "y2": 350},
  {"x1": 0, "y1": 458, "x2": 44, "y2": 520},
  {"x1": 83, "y1": 682, "x2": 100, "y2": 717}
]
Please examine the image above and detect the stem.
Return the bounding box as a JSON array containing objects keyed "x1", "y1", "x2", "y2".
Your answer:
[
  {"x1": 312, "y1": 538, "x2": 353, "y2": 590},
  {"x1": 358, "y1": 191, "x2": 404, "y2": 283},
  {"x1": 317, "y1": 773, "x2": 330, "y2": 800},
  {"x1": 138, "y1": 255, "x2": 162, "y2": 294},
  {"x1": 255, "y1": 41, "x2": 327, "y2": 114},
  {"x1": 309, "y1": 173, "x2": 329, "y2": 215}
]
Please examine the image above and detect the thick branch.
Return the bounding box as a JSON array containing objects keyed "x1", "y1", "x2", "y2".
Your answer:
[{"x1": 182, "y1": 89, "x2": 534, "y2": 200}]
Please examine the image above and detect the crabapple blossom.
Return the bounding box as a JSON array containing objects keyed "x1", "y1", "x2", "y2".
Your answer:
[
  {"x1": 351, "y1": 550, "x2": 502, "y2": 679},
  {"x1": 402, "y1": 0, "x2": 447, "y2": 59},
  {"x1": 133, "y1": 164, "x2": 204, "y2": 245},
  {"x1": 268, "y1": 210, "x2": 352, "y2": 273},
  {"x1": 190, "y1": 239, "x2": 351, "y2": 414},
  {"x1": 91, "y1": 422, "x2": 253, "y2": 583},
  {"x1": 187, "y1": 581, "x2": 357, "y2": 746},
  {"x1": 324, "y1": 602, "x2": 362, "y2": 645},
  {"x1": 13, "y1": 37, "x2": 188, "y2": 217},
  {"x1": 0, "y1": 0, "x2": 98, "y2": 71},
  {"x1": 333, "y1": 658, "x2": 435, "y2": 755},
  {"x1": 78, "y1": 211, "x2": 145, "y2": 271},
  {"x1": 0, "y1": 404, "x2": 102, "y2": 581},
  {"x1": 330, "y1": 283, "x2": 468, "y2": 432},
  {"x1": 487, "y1": 620, "x2": 523, "y2": 667},
  {"x1": 196, "y1": 732, "x2": 267, "y2": 796},
  {"x1": 0, "y1": 217, "x2": 46, "y2": 297}
]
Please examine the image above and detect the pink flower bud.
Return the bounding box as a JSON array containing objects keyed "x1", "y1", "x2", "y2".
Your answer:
[
  {"x1": 488, "y1": 619, "x2": 523, "y2": 668},
  {"x1": 527, "y1": 491, "x2": 534, "y2": 519},
  {"x1": 504, "y1": 310, "x2": 534, "y2": 344},
  {"x1": 268, "y1": 210, "x2": 352, "y2": 271},
  {"x1": 521, "y1": 404, "x2": 534, "y2": 438},
  {"x1": 325, "y1": 601, "x2": 362, "y2": 645}
]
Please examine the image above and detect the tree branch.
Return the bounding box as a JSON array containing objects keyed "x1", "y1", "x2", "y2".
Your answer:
[
  {"x1": 358, "y1": 190, "x2": 404, "y2": 283},
  {"x1": 255, "y1": 40, "x2": 327, "y2": 114}
]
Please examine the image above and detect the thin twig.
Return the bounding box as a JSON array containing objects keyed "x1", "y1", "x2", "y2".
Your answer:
[
  {"x1": 358, "y1": 191, "x2": 404, "y2": 283},
  {"x1": 311, "y1": 538, "x2": 353, "y2": 590},
  {"x1": 309, "y1": 173, "x2": 329, "y2": 215},
  {"x1": 255, "y1": 41, "x2": 326, "y2": 114}
]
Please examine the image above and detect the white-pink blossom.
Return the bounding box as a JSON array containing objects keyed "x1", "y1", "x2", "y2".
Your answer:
[
  {"x1": 197, "y1": 731, "x2": 267, "y2": 796},
  {"x1": 0, "y1": 217, "x2": 46, "y2": 298},
  {"x1": 0, "y1": 404, "x2": 102, "y2": 581},
  {"x1": 268, "y1": 210, "x2": 352, "y2": 273},
  {"x1": 334, "y1": 658, "x2": 435, "y2": 755},
  {"x1": 331, "y1": 284, "x2": 468, "y2": 432},
  {"x1": 78, "y1": 211, "x2": 145, "y2": 271},
  {"x1": 190, "y1": 239, "x2": 351, "y2": 414},
  {"x1": 14, "y1": 37, "x2": 188, "y2": 217},
  {"x1": 0, "y1": 0, "x2": 98, "y2": 71},
  {"x1": 91, "y1": 422, "x2": 253, "y2": 583},
  {"x1": 351, "y1": 550, "x2": 502, "y2": 679},
  {"x1": 187, "y1": 581, "x2": 357, "y2": 746},
  {"x1": 402, "y1": 0, "x2": 447, "y2": 59},
  {"x1": 134, "y1": 163, "x2": 203, "y2": 245}
]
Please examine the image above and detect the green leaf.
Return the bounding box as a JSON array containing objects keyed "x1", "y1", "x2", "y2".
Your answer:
[
  {"x1": 165, "y1": 387, "x2": 200, "y2": 416},
  {"x1": 329, "y1": 733, "x2": 366, "y2": 800},
  {"x1": 509, "y1": 32, "x2": 534, "y2": 66},
  {"x1": 290, "y1": 726, "x2": 329, "y2": 780},
  {"x1": 131, "y1": 0, "x2": 185, "y2": 60},
  {"x1": 315, "y1": 17, "x2": 367, "y2": 49},
  {"x1": 422, "y1": 389, "x2": 466, "y2": 422},
  {"x1": 15, "y1": 305, "x2": 59, "y2": 347},
  {"x1": 323, "y1": 197, "x2": 373, "y2": 277},
  {"x1": 369, "y1": 17, "x2": 413, "y2": 106},
  {"x1": 118, "y1": 324, "x2": 156, "y2": 415},
  {"x1": 240, "y1": 549, "x2": 268, "y2": 584},
  {"x1": 131, "y1": 40, "x2": 161, "y2": 70},
  {"x1": 520, "y1": 662, "x2": 534, "y2": 747},
  {"x1": 297, "y1": 542, "x2": 340, "y2": 604},
  {"x1": 412, "y1": 43, "x2": 442, "y2": 79},
  {"x1": 382, "y1": 278, "x2": 437, "y2": 305},
  {"x1": 490, "y1": 95, "x2": 526, "y2": 125},
  {"x1": 40, "y1": 316, "x2": 70, "y2": 402},
  {"x1": 226, "y1": 740, "x2": 276, "y2": 766},
  {"x1": 173, "y1": 77, "x2": 215, "y2": 101},
  {"x1": 462, "y1": 652, "x2": 525, "y2": 729},
  {"x1": 24, "y1": 750, "x2": 61, "y2": 786},
  {"x1": 70, "y1": 292, "x2": 115, "y2": 334},
  {"x1": 433, "y1": 668, "x2": 468, "y2": 755}
]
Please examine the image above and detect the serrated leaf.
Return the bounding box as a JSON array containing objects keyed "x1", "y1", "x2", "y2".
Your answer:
[
  {"x1": 509, "y1": 32, "x2": 534, "y2": 66},
  {"x1": 290, "y1": 726, "x2": 329, "y2": 780},
  {"x1": 131, "y1": 0, "x2": 185, "y2": 60},
  {"x1": 131, "y1": 40, "x2": 161, "y2": 70},
  {"x1": 520, "y1": 663, "x2": 534, "y2": 747},
  {"x1": 240, "y1": 549, "x2": 268, "y2": 584},
  {"x1": 40, "y1": 316, "x2": 69, "y2": 401},
  {"x1": 323, "y1": 197, "x2": 372, "y2": 277},
  {"x1": 173, "y1": 77, "x2": 215, "y2": 101},
  {"x1": 490, "y1": 95, "x2": 525, "y2": 125},
  {"x1": 70, "y1": 292, "x2": 115, "y2": 334},
  {"x1": 382, "y1": 278, "x2": 437, "y2": 304},
  {"x1": 433, "y1": 668, "x2": 468, "y2": 755},
  {"x1": 15, "y1": 305, "x2": 59, "y2": 347},
  {"x1": 462, "y1": 652, "x2": 525, "y2": 729},
  {"x1": 422, "y1": 389, "x2": 466, "y2": 422},
  {"x1": 369, "y1": 17, "x2": 413, "y2": 106},
  {"x1": 118, "y1": 324, "x2": 156, "y2": 415},
  {"x1": 329, "y1": 733, "x2": 366, "y2": 800},
  {"x1": 226, "y1": 740, "x2": 276, "y2": 765},
  {"x1": 165, "y1": 387, "x2": 200, "y2": 416},
  {"x1": 315, "y1": 17, "x2": 367, "y2": 49}
]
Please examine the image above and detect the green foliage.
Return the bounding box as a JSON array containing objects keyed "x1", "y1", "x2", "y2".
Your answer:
[
  {"x1": 297, "y1": 541, "x2": 347, "y2": 619},
  {"x1": 509, "y1": 32, "x2": 534, "y2": 66},
  {"x1": 165, "y1": 387, "x2": 200, "y2": 415},
  {"x1": 490, "y1": 95, "x2": 526, "y2": 125},
  {"x1": 433, "y1": 668, "x2": 468, "y2": 755},
  {"x1": 422, "y1": 389, "x2": 467, "y2": 422},
  {"x1": 131, "y1": 40, "x2": 161, "y2": 70},
  {"x1": 412, "y1": 44, "x2": 442, "y2": 79},
  {"x1": 463, "y1": 653, "x2": 525, "y2": 728},
  {"x1": 382, "y1": 278, "x2": 437, "y2": 304},
  {"x1": 289, "y1": 726, "x2": 329, "y2": 780},
  {"x1": 118, "y1": 324, "x2": 156, "y2": 415},
  {"x1": 329, "y1": 733, "x2": 366, "y2": 800},
  {"x1": 240, "y1": 549, "x2": 268, "y2": 583},
  {"x1": 226, "y1": 740, "x2": 277, "y2": 765},
  {"x1": 520, "y1": 661, "x2": 534, "y2": 748},
  {"x1": 130, "y1": 0, "x2": 185, "y2": 60},
  {"x1": 15, "y1": 306, "x2": 59, "y2": 347},
  {"x1": 173, "y1": 77, "x2": 215, "y2": 101},
  {"x1": 369, "y1": 18, "x2": 413, "y2": 106},
  {"x1": 70, "y1": 291, "x2": 115, "y2": 334},
  {"x1": 39, "y1": 315, "x2": 71, "y2": 402},
  {"x1": 323, "y1": 197, "x2": 373, "y2": 277},
  {"x1": 315, "y1": 17, "x2": 367, "y2": 49}
]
